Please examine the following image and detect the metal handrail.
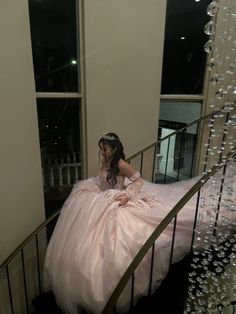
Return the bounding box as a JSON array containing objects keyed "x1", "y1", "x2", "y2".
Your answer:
[
  {"x1": 0, "y1": 106, "x2": 234, "y2": 314},
  {"x1": 126, "y1": 103, "x2": 230, "y2": 162},
  {"x1": 102, "y1": 149, "x2": 236, "y2": 313},
  {"x1": 0, "y1": 209, "x2": 60, "y2": 273},
  {"x1": 0, "y1": 104, "x2": 232, "y2": 273}
]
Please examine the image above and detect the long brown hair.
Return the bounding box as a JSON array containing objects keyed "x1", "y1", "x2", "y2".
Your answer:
[{"x1": 98, "y1": 132, "x2": 125, "y2": 187}]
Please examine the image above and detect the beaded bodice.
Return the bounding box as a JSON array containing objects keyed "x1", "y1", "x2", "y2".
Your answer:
[{"x1": 97, "y1": 168, "x2": 125, "y2": 191}]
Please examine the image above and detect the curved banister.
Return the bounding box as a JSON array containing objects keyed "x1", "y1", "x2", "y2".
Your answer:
[
  {"x1": 0, "y1": 209, "x2": 61, "y2": 273},
  {"x1": 0, "y1": 105, "x2": 233, "y2": 273},
  {"x1": 0, "y1": 103, "x2": 233, "y2": 273},
  {"x1": 101, "y1": 149, "x2": 236, "y2": 313},
  {"x1": 0, "y1": 105, "x2": 234, "y2": 314},
  {"x1": 126, "y1": 103, "x2": 233, "y2": 162}
]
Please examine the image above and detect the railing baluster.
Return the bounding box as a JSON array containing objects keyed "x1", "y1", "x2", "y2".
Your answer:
[
  {"x1": 190, "y1": 189, "x2": 201, "y2": 253},
  {"x1": 6, "y1": 265, "x2": 14, "y2": 314},
  {"x1": 43, "y1": 153, "x2": 83, "y2": 188},
  {"x1": 130, "y1": 273, "x2": 135, "y2": 309},
  {"x1": 190, "y1": 121, "x2": 200, "y2": 178},
  {"x1": 35, "y1": 234, "x2": 42, "y2": 294},
  {"x1": 59, "y1": 165, "x2": 63, "y2": 186},
  {"x1": 218, "y1": 112, "x2": 230, "y2": 164},
  {"x1": 148, "y1": 243, "x2": 155, "y2": 295},
  {"x1": 164, "y1": 138, "x2": 170, "y2": 183},
  {"x1": 49, "y1": 167, "x2": 54, "y2": 186},
  {"x1": 204, "y1": 117, "x2": 214, "y2": 172},
  {"x1": 21, "y1": 249, "x2": 29, "y2": 314},
  {"x1": 140, "y1": 152, "x2": 143, "y2": 176},
  {"x1": 152, "y1": 143, "x2": 157, "y2": 183},
  {"x1": 42, "y1": 166, "x2": 46, "y2": 187},
  {"x1": 67, "y1": 166, "x2": 71, "y2": 185},
  {"x1": 214, "y1": 163, "x2": 227, "y2": 236},
  {"x1": 75, "y1": 164, "x2": 79, "y2": 181},
  {"x1": 176, "y1": 131, "x2": 185, "y2": 182},
  {"x1": 169, "y1": 215, "x2": 177, "y2": 269}
]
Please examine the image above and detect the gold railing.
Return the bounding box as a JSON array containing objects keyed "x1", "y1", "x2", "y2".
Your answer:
[
  {"x1": 0, "y1": 103, "x2": 235, "y2": 313},
  {"x1": 102, "y1": 148, "x2": 236, "y2": 313},
  {"x1": 127, "y1": 103, "x2": 235, "y2": 183}
]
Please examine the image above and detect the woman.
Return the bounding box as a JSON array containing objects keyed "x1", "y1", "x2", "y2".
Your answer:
[{"x1": 44, "y1": 132, "x2": 199, "y2": 314}]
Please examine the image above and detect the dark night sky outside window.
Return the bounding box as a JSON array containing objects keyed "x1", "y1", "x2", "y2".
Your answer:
[
  {"x1": 28, "y1": 0, "x2": 79, "y2": 92},
  {"x1": 161, "y1": 0, "x2": 211, "y2": 94},
  {"x1": 37, "y1": 99, "x2": 80, "y2": 156},
  {"x1": 37, "y1": 99, "x2": 81, "y2": 213}
]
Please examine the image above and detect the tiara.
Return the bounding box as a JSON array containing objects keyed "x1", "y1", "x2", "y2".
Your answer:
[{"x1": 102, "y1": 133, "x2": 118, "y2": 141}]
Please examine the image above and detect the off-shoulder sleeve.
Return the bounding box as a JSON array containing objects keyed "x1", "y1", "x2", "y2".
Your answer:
[{"x1": 125, "y1": 171, "x2": 143, "y2": 201}]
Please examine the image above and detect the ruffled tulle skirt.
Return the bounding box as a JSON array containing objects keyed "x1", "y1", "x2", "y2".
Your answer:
[{"x1": 44, "y1": 177, "x2": 200, "y2": 313}]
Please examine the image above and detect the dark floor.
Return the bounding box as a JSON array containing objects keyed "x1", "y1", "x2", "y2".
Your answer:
[
  {"x1": 32, "y1": 255, "x2": 192, "y2": 314},
  {"x1": 32, "y1": 292, "x2": 62, "y2": 314},
  {"x1": 155, "y1": 173, "x2": 179, "y2": 184},
  {"x1": 127, "y1": 255, "x2": 192, "y2": 314}
]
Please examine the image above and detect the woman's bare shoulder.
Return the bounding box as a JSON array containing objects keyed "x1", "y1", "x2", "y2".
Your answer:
[{"x1": 118, "y1": 159, "x2": 135, "y2": 177}]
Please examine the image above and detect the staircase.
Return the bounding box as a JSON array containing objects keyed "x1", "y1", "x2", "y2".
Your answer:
[
  {"x1": 32, "y1": 229, "x2": 236, "y2": 314},
  {"x1": 32, "y1": 255, "x2": 192, "y2": 314},
  {"x1": 0, "y1": 104, "x2": 235, "y2": 314}
]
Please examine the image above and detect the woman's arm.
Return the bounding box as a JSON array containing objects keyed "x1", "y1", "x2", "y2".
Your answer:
[{"x1": 115, "y1": 159, "x2": 143, "y2": 206}]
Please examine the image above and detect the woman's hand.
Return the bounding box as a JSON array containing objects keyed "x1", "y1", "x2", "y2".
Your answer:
[{"x1": 115, "y1": 193, "x2": 129, "y2": 206}]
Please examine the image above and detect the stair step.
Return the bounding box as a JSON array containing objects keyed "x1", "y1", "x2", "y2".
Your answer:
[
  {"x1": 32, "y1": 291, "x2": 62, "y2": 314},
  {"x1": 127, "y1": 254, "x2": 192, "y2": 314}
]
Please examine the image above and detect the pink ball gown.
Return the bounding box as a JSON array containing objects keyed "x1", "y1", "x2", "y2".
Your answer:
[{"x1": 44, "y1": 169, "x2": 200, "y2": 313}]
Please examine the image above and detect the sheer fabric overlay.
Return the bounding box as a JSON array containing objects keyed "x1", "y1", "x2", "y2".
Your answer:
[{"x1": 44, "y1": 171, "x2": 201, "y2": 313}]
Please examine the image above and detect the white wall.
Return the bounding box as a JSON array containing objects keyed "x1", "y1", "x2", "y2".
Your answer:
[
  {"x1": 83, "y1": 0, "x2": 167, "y2": 176},
  {"x1": 0, "y1": 0, "x2": 45, "y2": 263}
]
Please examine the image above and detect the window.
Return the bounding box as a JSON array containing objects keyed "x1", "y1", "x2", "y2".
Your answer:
[
  {"x1": 28, "y1": 0, "x2": 83, "y2": 215},
  {"x1": 161, "y1": 0, "x2": 211, "y2": 94},
  {"x1": 159, "y1": 1, "x2": 211, "y2": 181},
  {"x1": 29, "y1": 0, "x2": 79, "y2": 92}
]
